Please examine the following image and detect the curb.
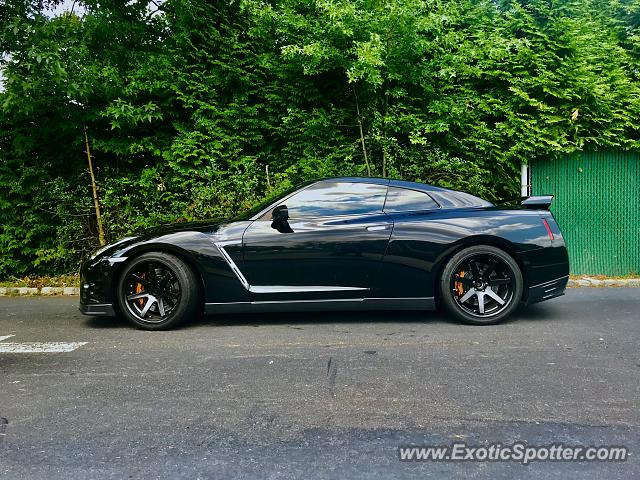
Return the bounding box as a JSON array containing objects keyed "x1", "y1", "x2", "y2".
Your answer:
[
  {"x1": 0, "y1": 287, "x2": 80, "y2": 296},
  {"x1": 567, "y1": 278, "x2": 640, "y2": 288}
]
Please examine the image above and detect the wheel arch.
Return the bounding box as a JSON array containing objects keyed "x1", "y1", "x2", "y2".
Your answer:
[{"x1": 433, "y1": 235, "x2": 529, "y2": 302}]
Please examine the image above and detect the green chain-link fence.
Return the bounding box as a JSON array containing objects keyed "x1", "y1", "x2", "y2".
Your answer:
[{"x1": 531, "y1": 151, "x2": 640, "y2": 275}]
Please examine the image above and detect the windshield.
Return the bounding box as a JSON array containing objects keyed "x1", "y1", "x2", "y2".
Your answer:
[{"x1": 233, "y1": 181, "x2": 313, "y2": 221}]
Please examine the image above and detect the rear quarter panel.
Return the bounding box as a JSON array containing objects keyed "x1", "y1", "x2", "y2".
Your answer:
[{"x1": 372, "y1": 208, "x2": 568, "y2": 299}]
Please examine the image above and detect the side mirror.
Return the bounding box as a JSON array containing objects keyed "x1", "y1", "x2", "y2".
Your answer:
[
  {"x1": 271, "y1": 204, "x2": 293, "y2": 233},
  {"x1": 272, "y1": 204, "x2": 289, "y2": 222}
]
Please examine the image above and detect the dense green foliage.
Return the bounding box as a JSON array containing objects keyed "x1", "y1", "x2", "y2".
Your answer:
[{"x1": 1, "y1": 0, "x2": 640, "y2": 276}]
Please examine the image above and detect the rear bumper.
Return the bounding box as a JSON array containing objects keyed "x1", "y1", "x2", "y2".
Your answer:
[
  {"x1": 519, "y1": 238, "x2": 570, "y2": 304},
  {"x1": 526, "y1": 275, "x2": 569, "y2": 305}
]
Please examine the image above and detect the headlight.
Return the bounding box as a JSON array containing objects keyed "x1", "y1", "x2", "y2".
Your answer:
[{"x1": 90, "y1": 236, "x2": 136, "y2": 260}]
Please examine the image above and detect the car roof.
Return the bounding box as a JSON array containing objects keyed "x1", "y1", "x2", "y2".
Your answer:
[
  {"x1": 243, "y1": 176, "x2": 491, "y2": 220},
  {"x1": 319, "y1": 176, "x2": 447, "y2": 192},
  {"x1": 318, "y1": 177, "x2": 492, "y2": 208}
]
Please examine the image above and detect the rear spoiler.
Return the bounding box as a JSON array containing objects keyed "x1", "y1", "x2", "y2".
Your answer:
[
  {"x1": 521, "y1": 195, "x2": 553, "y2": 210},
  {"x1": 492, "y1": 195, "x2": 554, "y2": 210}
]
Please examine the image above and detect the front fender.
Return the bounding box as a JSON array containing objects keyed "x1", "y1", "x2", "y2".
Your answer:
[
  {"x1": 82, "y1": 224, "x2": 251, "y2": 307},
  {"x1": 111, "y1": 231, "x2": 249, "y2": 304}
]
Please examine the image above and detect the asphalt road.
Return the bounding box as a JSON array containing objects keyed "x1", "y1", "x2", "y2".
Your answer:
[{"x1": 0, "y1": 289, "x2": 638, "y2": 479}]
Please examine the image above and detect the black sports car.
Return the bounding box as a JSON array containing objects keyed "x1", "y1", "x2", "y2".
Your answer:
[{"x1": 80, "y1": 177, "x2": 569, "y2": 329}]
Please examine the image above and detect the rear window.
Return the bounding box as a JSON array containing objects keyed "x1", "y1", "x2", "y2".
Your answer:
[
  {"x1": 384, "y1": 187, "x2": 440, "y2": 212},
  {"x1": 429, "y1": 190, "x2": 493, "y2": 208}
]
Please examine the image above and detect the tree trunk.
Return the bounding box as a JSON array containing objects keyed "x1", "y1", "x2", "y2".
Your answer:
[
  {"x1": 354, "y1": 89, "x2": 372, "y2": 176},
  {"x1": 382, "y1": 91, "x2": 388, "y2": 177},
  {"x1": 84, "y1": 126, "x2": 106, "y2": 247}
]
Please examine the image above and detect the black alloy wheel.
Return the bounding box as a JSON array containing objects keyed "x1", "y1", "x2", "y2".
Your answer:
[
  {"x1": 117, "y1": 252, "x2": 200, "y2": 330},
  {"x1": 440, "y1": 245, "x2": 523, "y2": 325}
]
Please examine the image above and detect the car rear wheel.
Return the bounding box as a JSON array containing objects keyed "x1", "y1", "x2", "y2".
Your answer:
[
  {"x1": 116, "y1": 252, "x2": 200, "y2": 330},
  {"x1": 439, "y1": 245, "x2": 523, "y2": 325}
]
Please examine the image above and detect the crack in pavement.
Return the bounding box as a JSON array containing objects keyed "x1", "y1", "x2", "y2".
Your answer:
[
  {"x1": 0, "y1": 417, "x2": 8, "y2": 445},
  {"x1": 327, "y1": 357, "x2": 337, "y2": 398}
]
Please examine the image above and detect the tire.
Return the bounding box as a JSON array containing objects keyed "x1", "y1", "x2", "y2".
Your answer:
[
  {"x1": 439, "y1": 245, "x2": 523, "y2": 325},
  {"x1": 116, "y1": 252, "x2": 201, "y2": 330}
]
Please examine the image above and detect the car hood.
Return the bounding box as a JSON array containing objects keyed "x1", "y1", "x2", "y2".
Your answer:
[
  {"x1": 134, "y1": 218, "x2": 227, "y2": 237},
  {"x1": 88, "y1": 219, "x2": 229, "y2": 262}
]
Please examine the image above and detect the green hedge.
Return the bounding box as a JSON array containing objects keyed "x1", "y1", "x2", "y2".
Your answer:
[{"x1": 1, "y1": 0, "x2": 640, "y2": 276}]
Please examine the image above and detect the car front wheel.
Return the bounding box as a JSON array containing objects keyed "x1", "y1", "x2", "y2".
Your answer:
[
  {"x1": 439, "y1": 245, "x2": 523, "y2": 325},
  {"x1": 116, "y1": 252, "x2": 200, "y2": 330}
]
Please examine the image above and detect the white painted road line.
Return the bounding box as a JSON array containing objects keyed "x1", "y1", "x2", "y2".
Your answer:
[
  {"x1": 0, "y1": 342, "x2": 87, "y2": 353},
  {"x1": 0, "y1": 335, "x2": 87, "y2": 353}
]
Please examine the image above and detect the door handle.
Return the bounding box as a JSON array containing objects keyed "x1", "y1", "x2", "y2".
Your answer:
[{"x1": 366, "y1": 225, "x2": 389, "y2": 232}]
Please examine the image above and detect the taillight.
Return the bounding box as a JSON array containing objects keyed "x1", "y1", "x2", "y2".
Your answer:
[{"x1": 542, "y1": 218, "x2": 554, "y2": 241}]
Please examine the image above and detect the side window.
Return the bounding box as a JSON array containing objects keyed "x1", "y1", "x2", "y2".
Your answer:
[
  {"x1": 384, "y1": 187, "x2": 440, "y2": 212},
  {"x1": 283, "y1": 182, "x2": 388, "y2": 218}
]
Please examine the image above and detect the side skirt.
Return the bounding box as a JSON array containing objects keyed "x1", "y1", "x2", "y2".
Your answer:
[{"x1": 204, "y1": 297, "x2": 435, "y2": 315}]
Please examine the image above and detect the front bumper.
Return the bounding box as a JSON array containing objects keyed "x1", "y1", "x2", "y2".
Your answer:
[
  {"x1": 79, "y1": 302, "x2": 115, "y2": 316},
  {"x1": 79, "y1": 257, "x2": 120, "y2": 317}
]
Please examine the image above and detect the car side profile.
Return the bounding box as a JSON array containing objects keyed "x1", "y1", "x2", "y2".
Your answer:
[{"x1": 80, "y1": 177, "x2": 569, "y2": 329}]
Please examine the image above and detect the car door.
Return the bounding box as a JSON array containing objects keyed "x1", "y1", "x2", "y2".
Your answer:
[
  {"x1": 370, "y1": 185, "x2": 444, "y2": 299},
  {"x1": 240, "y1": 180, "x2": 393, "y2": 301}
]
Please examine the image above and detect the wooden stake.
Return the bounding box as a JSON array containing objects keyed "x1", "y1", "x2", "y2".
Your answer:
[
  {"x1": 354, "y1": 89, "x2": 372, "y2": 176},
  {"x1": 84, "y1": 126, "x2": 106, "y2": 246}
]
